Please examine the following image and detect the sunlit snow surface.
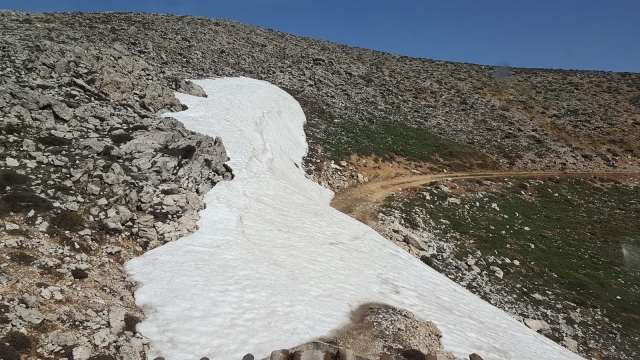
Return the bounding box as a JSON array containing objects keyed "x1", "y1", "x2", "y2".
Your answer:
[{"x1": 126, "y1": 78, "x2": 583, "y2": 360}]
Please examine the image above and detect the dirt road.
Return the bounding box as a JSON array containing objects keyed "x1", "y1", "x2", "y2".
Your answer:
[{"x1": 330, "y1": 170, "x2": 640, "y2": 225}]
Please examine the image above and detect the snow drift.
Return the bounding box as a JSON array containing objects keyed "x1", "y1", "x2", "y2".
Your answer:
[{"x1": 126, "y1": 77, "x2": 583, "y2": 360}]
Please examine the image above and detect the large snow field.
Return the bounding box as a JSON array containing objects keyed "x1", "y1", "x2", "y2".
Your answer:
[{"x1": 125, "y1": 77, "x2": 583, "y2": 360}]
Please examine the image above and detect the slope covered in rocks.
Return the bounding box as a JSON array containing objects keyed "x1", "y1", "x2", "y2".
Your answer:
[
  {"x1": 4, "y1": 11, "x2": 639, "y2": 173},
  {"x1": 0, "y1": 10, "x2": 233, "y2": 360}
]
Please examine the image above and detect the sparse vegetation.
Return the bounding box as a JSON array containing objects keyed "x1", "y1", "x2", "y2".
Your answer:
[
  {"x1": 384, "y1": 177, "x2": 640, "y2": 333},
  {"x1": 110, "y1": 133, "x2": 134, "y2": 144},
  {"x1": 100, "y1": 145, "x2": 115, "y2": 157},
  {"x1": 1, "y1": 331, "x2": 31, "y2": 353},
  {"x1": 8, "y1": 251, "x2": 35, "y2": 265},
  {"x1": 124, "y1": 313, "x2": 140, "y2": 333},
  {"x1": 0, "y1": 171, "x2": 31, "y2": 191},
  {"x1": 50, "y1": 210, "x2": 85, "y2": 231},
  {"x1": 312, "y1": 114, "x2": 495, "y2": 170},
  {"x1": 37, "y1": 135, "x2": 72, "y2": 147},
  {"x1": 160, "y1": 145, "x2": 197, "y2": 160},
  {"x1": 0, "y1": 343, "x2": 19, "y2": 360},
  {"x1": 0, "y1": 192, "x2": 53, "y2": 214},
  {"x1": 0, "y1": 124, "x2": 21, "y2": 135},
  {"x1": 71, "y1": 268, "x2": 89, "y2": 280}
]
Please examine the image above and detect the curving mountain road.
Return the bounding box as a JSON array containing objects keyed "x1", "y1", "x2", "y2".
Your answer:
[{"x1": 331, "y1": 170, "x2": 640, "y2": 225}]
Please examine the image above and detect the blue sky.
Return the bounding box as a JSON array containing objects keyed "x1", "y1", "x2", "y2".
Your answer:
[{"x1": 3, "y1": 0, "x2": 639, "y2": 72}]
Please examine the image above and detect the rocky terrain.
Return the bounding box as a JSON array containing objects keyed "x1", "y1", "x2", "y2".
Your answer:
[
  {"x1": 1, "y1": 9, "x2": 639, "y2": 360},
  {"x1": 0, "y1": 10, "x2": 234, "y2": 360},
  {"x1": 331, "y1": 304, "x2": 458, "y2": 360}
]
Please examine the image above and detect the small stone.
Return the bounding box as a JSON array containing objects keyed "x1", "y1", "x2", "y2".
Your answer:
[
  {"x1": 65, "y1": 202, "x2": 80, "y2": 211},
  {"x1": 22, "y1": 294, "x2": 39, "y2": 308},
  {"x1": 109, "y1": 307, "x2": 127, "y2": 334},
  {"x1": 524, "y1": 318, "x2": 551, "y2": 333},
  {"x1": 72, "y1": 344, "x2": 92, "y2": 360},
  {"x1": 87, "y1": 183, "x2": 101, "y2": 195},
  {"x1": 14, "y1": 306, "x2": 44, "y2": 324},
  {"x1": 243, "y1": 354, "x2": 254, "y2": 360},
  {"x1": 469, "y1": 354, "x2": 484, "y2": 360},
  {"x1": 5, "y1": 222, "x2": 19, "y2": 231},
  {"x1": 48, "y1": 331, "x2": 78, "y2": 346},
  {"x1": 5, "y1": 157, "x2": 19, "y2": 167},
  {"x1": 40, "y1": 288, "x2": 52, "y2": 299},
  {"x1": 104, "y1": 245, "x2": 123, "y2": 255},
  {"x1": 562, "y1": 337, "x2": 578, "y2": 353},
  {"x1": 489, "y1": 266, "x2": 504, "y2": 279},
  {"x1": 38, "y1": 221, "x2": 49, "y2": 232},
  {"x1": 466, "y1": 258, "x2": 476, "y2": 266}
]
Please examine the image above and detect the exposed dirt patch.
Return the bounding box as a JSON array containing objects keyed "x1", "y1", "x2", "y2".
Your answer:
[
  {"x1": 330, "y1": 303, "x2": 459, "y2": 360},
  {"x1": 331, "y1": 167, "x2": 640, "y2": 226}
]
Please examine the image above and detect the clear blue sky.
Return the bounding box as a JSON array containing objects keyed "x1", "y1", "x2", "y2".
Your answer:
[{"x1": 3, "y1": 0, "x2": 640, "y2": 72}]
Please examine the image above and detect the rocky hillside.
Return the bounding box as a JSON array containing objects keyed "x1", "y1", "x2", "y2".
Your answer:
[
  {"x1": 4, "y1": 11, "x2": 639, "y2": 172},
  {"x1": 1, "y1": 9, "x2": 639, "y2": 360},
  {"x1": 0, "y1": 10, "x2": 234, "y2": 360}
]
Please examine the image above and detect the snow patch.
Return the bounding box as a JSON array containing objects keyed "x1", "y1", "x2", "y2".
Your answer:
[{"x1": 126, "y1": 78, "x2": 583, "y2": 360}]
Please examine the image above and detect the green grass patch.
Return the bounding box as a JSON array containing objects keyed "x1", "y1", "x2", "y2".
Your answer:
[
  {"x1": 322, "y1": 119, "x2": 494, "y2": 169},
  {"x1": 296, "y1": 96, "x2": 495, "y2": 169},
  {"x1": 384, "y1": 178, "x2": 640, "y2": 332}
]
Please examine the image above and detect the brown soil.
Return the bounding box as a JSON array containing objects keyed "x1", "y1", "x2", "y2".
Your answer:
[
  {"x1": 330, "y1": 303, "x2": 458, "y2": 360},
  {"x1": 330, "y1": 166, "x2": 640, "y2": 226}
]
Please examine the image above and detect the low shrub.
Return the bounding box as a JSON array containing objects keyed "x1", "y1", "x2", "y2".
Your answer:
[
  {"x1": 50, "y1": 210, "x2": 85, "y2": 231},
  {"x1": 38, "y1": 135, "x2": 72, "y2": 146},
  {"x1": 0, "y1": 343, "x2": 19, "y2": 360},
  {"x1": 0, "y1": 125, "x2": 21, "y2": 135},
  {"x1": 100, "y1": 145, "x2": 115, "y2": 157},
  {"x1": 110, "y1": 133, "x2": 134, "y2": 145},
  {"x1": 0, "y1": 171, "x2": 31, "y2": 192},
  {"x1": 1, "y1": 331, "x2": 31, "y2": 353},
  {"x1": 71, "y1": 268, "x2": 89, "y2": 280},
  {"x1": 0, "y1": 192, "x2": 53, "y2": 214},
  {"x1": 401, "y1": 349, "x2": 428, "y2": 360},
  {"x1": 124, "y1": 313, "x2": 140, "y2": 333},
  {"x1": 8, "y1": 252, "x2": 35, "y2": 265},
  {"x1": 160, "y1": 145, "x2": 196, "y2": 160}
]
